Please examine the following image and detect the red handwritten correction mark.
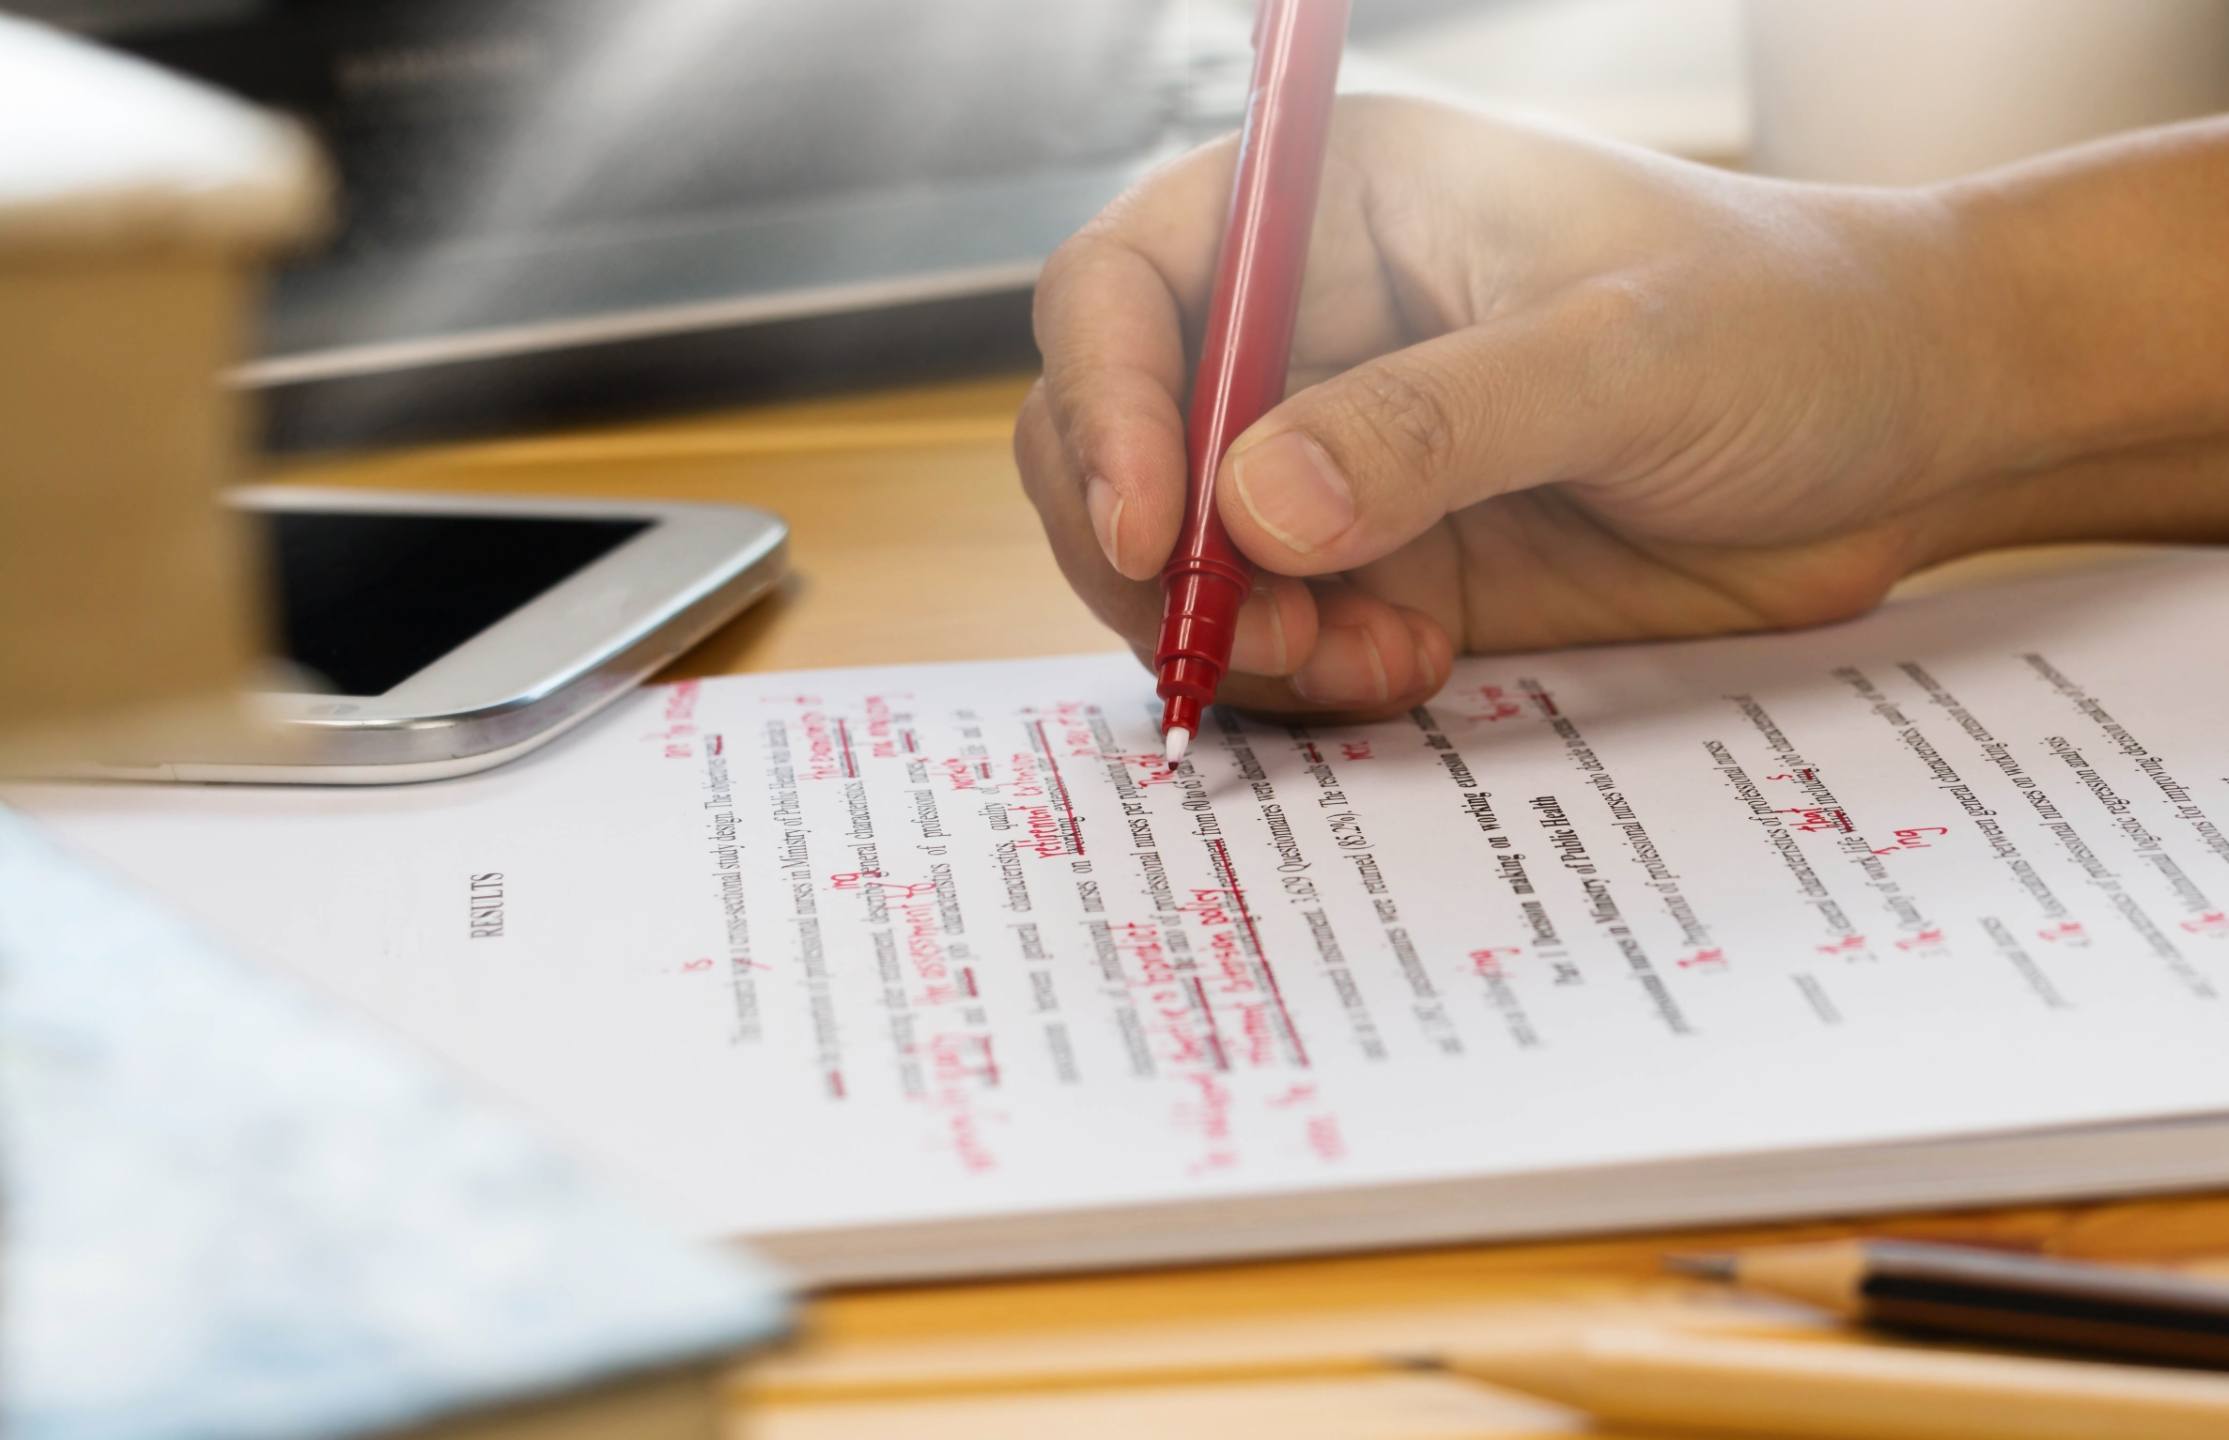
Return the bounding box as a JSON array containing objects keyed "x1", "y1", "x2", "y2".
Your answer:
[
  {"x1": 1872, "y1": 825, "x2": 1949, "y2": 856},
  {"x1": 1466, "y1": 683, "x2": 1522, "y2": 723},
  {"x1": 1030, "y1": 720, "x2": 1087, "y2": 857},
  {"x1": 1206, "y1": 839, "x2": 1309, "y2": 1069},
  {"x1": 1469, "y1": 945, "x2": 1521, "y2": 978}
]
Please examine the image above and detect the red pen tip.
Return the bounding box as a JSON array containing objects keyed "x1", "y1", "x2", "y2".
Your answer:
[{"x1": 1160, "y1": 692, "x2": 1204, "y2": 752}]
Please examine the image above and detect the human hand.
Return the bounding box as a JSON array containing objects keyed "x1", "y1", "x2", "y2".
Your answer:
[{"x1": 1015, "y1": 97, "x2": 2010, "y2": 720}]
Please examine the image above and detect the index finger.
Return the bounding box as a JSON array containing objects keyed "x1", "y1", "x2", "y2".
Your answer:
[{"x1": 1031, "y1": 138, "x2": 1239, "y2": 581}]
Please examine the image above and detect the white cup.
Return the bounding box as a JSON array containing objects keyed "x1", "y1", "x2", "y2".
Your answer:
[{"x1": 1744, "y1": 0, "x2": 2229, "y2": 183}]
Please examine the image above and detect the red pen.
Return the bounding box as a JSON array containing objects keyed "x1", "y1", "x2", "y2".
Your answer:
[{"x1": 1155, "y1": 0, "x2": 1350, "y2": 764}]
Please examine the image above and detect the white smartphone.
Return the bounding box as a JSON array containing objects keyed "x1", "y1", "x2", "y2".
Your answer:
[{"x1": 104, "y1": 486, "x2": 786, "y2": 785}]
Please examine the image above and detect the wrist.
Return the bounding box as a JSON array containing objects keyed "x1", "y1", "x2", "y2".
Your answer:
[
  {"x1": 1913, "y1": 438, "x2": 2229, "y2": 567},
  {"x1": 1897, "y1": 144, "x2": 2229, "y2": 562},
  {"x1": 1871, "y1": 182, "x2": 2062, "y2": 564},
  {"x1": 1808, "y1": 184, "x2": 2027, "y2": 564},
  {"x1": 1932, "y1": 124, "x2": 2229, "y2": 484}
]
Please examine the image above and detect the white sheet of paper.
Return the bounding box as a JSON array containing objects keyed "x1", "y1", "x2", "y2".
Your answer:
[{"x1": 20, "y1": 553, "x2": 2229, "y2": 1276}]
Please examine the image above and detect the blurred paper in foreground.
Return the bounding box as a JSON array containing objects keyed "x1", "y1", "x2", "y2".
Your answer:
[{"x1": 0, "y1": 808, "x2": 791, "y2": 1439}]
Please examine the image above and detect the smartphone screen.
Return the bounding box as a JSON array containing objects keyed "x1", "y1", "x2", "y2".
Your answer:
[{"x1": 254, "y1": 510, "x2": 650, "y2": 695}]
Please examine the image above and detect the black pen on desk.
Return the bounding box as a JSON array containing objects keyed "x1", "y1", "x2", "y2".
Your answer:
[{"x1": 1671, "y1": 1238, "x2": 2229, "y2": 1368}]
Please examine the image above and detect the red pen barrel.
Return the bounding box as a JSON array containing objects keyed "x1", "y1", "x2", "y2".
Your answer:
[
  {"x1": 1154, "y1": 0, "x2": 1349, "y2": 744},
  {"x1": 1156, "y1": 558, "x2": 1251, "y2": 741}
]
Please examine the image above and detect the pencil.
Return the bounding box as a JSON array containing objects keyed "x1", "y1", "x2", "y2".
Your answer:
[
  {"x1": 1670, "y1": 1239, "x2": 2229, "y2": 1367},
  {"x1": 1422, "y1": 1324, "x2": 2229, "y2": 1440}
]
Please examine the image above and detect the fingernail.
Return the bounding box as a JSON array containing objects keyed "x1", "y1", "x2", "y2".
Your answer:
[
  {"x1": 1412, "y1": 631, "x2": 1441, "y2": 695},
  {"x1": 1292, "y1": 626, "x2": 1390, "y2": 706},
  {"x1": 1229, "y1": 431, "x2": 1355, "y2": 556},
  {"x1": 1261, "y1": 585, "x2": 1290, "y2": 674},
  {"x1": 1231, "y1": 582, "x2": 1290, "y2": 674},
  {"x1": 1084, "y1": 475, "x2": 1125, "y2": 572}
]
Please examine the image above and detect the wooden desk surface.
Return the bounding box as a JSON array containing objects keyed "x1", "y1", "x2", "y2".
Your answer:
[{"x1": 279, "y1": 376, "x2": 2229, "y2": 1439}]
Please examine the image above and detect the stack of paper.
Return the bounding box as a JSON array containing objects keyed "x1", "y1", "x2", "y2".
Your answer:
[{"x1": 19, "y1": 554, "x2": 2229, "y2": 1285}]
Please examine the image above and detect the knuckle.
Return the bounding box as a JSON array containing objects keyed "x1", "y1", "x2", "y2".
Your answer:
[
  {"x1": 1344, "y1": 359, "x2": 1463, "y2": 478},
  {"x1": 1012, "y1": 380, "x2": 1043, "y2": 447},
  {"x1": 1030, "y1": 238, "x2": 1090, "y2": 350},
  {"x1": 1564, "y1": 277, "x2": 1676, "y2": 402},
  {"x1": 1011, "y1": 385, "x2": 1059, "y2": 511},
  {"x1": 1574, "y1": 274, "x2": 1661, "y2": 328}
]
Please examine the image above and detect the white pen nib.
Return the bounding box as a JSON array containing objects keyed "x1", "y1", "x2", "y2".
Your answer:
[{"x1": 1163, "y1": 727, "x2": 1191, "y2": 765}]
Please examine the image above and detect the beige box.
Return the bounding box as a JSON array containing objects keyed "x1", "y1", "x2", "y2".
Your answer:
[{"x1": 0, "y1": 16, "x2": 323, "y2": 762}]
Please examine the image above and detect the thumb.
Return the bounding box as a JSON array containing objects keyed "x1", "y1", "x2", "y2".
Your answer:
[{"x1": 1216, "y1": 292, "x2": 1670, "y2": 575}]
